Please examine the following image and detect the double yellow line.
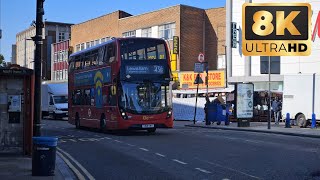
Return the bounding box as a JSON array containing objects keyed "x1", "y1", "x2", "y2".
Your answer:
[{"x1": 57, "y1": 147, "x2": 95, "y2": 180}]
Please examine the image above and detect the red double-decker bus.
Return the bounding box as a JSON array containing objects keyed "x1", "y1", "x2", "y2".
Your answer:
[{"x1": 68, "y1": 37, "x2": 173, "y2": 132}]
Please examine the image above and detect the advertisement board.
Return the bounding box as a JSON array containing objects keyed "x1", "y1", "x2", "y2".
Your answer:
[
  {"x1": 179, "y1": 71, "x2": 225, "y2": 89},
  {"x1": 235, "y1": 83, "x2": 254, "y2": 119}
]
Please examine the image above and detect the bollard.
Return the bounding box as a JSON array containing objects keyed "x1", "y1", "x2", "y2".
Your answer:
[
  {"x1": 285, "y1": 113, "x2": 291, "y2": 128},
  {"x1": 311, "y1": 114, "x2": 316, "y2": 129}
]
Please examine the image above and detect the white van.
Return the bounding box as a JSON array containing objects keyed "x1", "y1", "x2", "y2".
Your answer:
[{"x1": 41, "y1": 81, "x2": 68, "y2": 119}]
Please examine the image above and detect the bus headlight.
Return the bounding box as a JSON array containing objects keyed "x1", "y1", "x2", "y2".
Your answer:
[
  {"x1": 166, "y1": 110, "x2": 172, "y2": 118},
  {"x1": 120, "y1": 109, "x2": 128, "y2": 120}
]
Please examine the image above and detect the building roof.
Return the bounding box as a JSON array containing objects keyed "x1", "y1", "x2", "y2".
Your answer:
[{"x1": 16, "y1": 21, "x2": 74, "y2": 37}]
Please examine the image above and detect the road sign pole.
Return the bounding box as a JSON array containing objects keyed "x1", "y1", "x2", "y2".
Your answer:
[
  {"x1": 193, "y1": 74, "x2": 200, "y2": 124},
  {"x1": 206, "y1": 62, "x2": 208, "y2": 100}
]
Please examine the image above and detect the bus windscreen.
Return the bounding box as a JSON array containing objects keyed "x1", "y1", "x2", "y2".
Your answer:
[{"x1": 120, "y1": 39, "x2": 167, "y2": 61}]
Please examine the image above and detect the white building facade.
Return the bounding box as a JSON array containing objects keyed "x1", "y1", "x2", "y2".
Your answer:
[
  {"x1": 16, "y1": 22, "x2": 72, "y2": 80},
  {"x1": 226, "y1": 0, "x2": 320, "y2": 91}
]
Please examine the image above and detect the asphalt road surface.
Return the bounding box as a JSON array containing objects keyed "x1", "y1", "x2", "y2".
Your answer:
[{"x1": 42, "y1": 119, "x2": 320, "y2": 180}]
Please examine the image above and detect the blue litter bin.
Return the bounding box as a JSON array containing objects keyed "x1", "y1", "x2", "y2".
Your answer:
[
  {"x1": 32, "y1": 137, "x2": 58, "y2": 176},
  {"x1": 206, "y1": 103, "x2": 230, "y2": 125}
]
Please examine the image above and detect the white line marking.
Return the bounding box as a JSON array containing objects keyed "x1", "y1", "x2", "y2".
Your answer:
[
  {"x1": 155, "y1": 153, "x2": 166, "y2": 157},
  {"x1": 195, "y1": 158, "x2": 260, "y2": 179},
  {"x1": 67, "y1": 139, "x2": 77, "y2": 142},
  {"x1": 57, "y1": 151, "x2": 86, "y2": 180},
  {"x1": 127, "y1": 143, "x2": 135, "y2": 147},
  {"x1": 172, "y1": 159, "x2": 187, "y2": 165},
  {"x1": 114, "y1": 140, "x2": 122, "y2": 143},
  {"x1": 104, "y1": 137, "x2": 111, "y2": 140},
  {"x1": 139, "y1": 148, "x2": 149, "y2": 152},
  {"x1": 195, "y1": 168, "x2": 211, "y2": 174},
  {"x1": 57, "y1": 147, "x2": 95, "y2": 180}
]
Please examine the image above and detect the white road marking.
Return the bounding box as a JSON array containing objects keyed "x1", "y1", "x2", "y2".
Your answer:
[
  {"x1": 68, "y1": 139, "x2": 77, "y2": 142},
  {"x1": 57, "y1": 151, "x2": 86, "y2": 180},
  {"x1": 127, "y1": 143, "x2": 135, "y2": 147},
  {"x1": 57, "y1": 148, "x2": 95, "y2": 180},
  {"x1": 155, "y1": 153, "x2": 166, "y2": 157},
  {"x1": 139, "y1": 148, "x2": 149, "y2": 152},
  {"x1": 104, "y1": 137, "x2": 111, "y2": 140},
  {"x1": 114, "y1": 140, "x2": 122, "y2": 143},
  {"x1": 172, "y1": 159, "x2": 187, "y2": 165},
  {"x1": 195, "y1": 158, "x2": 260, "y2": 179},
  {"x1": 195, "y1": 168, "x2": 211, "y2": 174}
]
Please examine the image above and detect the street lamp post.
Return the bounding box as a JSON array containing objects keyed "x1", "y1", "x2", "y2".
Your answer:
[{"x1": 32, "y1": 0, "x2": 45, "y2": 136}]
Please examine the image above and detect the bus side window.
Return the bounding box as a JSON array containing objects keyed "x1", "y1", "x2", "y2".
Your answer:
[
  {"x1": 84, "y1": 89, "x2": 91, "y2": 105},
  {"x1": 84, "y1": 53, "x2": 91, "y2": 68},
  {"x1": 75, "y1": 56, "x2": 81, "y2": 70},
  {"x1": 105, "y1": 44, "x2": 115, "y2": 63},
  {"x1": 91, "y1": 50, "x2": 99, "y2": 66},
  {"x1": 98, "y1": 47, "x2": 105, "y2": 66}
]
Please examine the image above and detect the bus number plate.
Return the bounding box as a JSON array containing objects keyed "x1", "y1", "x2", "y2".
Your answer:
[{"x1": 142, "y1": 124, "x2": 154, "y2": 128}]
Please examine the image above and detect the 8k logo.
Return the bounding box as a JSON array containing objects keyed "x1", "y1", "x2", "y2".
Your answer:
[{"x1": 242, "y1": 3, "x2": 311, "y2": 56}]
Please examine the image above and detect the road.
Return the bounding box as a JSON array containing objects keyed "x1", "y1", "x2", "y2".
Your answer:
[{"x1": 42, "y1": 119, "x2": 320, "y2": 180}]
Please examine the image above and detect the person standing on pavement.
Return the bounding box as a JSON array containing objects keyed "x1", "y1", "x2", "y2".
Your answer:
[{"x1": 272, "y1": 98, "x2": 279, "y2": 124}]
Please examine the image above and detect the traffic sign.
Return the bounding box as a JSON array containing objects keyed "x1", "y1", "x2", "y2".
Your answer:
[
  {"x1": 198, "y1": 53, "x2": 204, "y2": 63},
  {"x1": 194, "y1": 74, "x2": 204, "y2": 84},
  {"x1": 194, "y1": 63, "x2": 204, "y2": 73}
]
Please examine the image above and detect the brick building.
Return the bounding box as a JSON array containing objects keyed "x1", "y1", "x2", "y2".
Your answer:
[{"x1": 70, "y1": 5, "x2": 225, "y2": 85}]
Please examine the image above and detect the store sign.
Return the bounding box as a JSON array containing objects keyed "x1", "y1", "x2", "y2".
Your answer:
[
  {"x1": 179, "y1": 71, "x2": 225, "y2": 89},
  {"x1": 231, "y1": 22, "x2": 237, "y2": 48},
  {"x1": 236, "y1": 83, "x2": 254, "y2": 119},
  {"x1": 173, "y1": 36, "x2": 179, "y2": 54}
]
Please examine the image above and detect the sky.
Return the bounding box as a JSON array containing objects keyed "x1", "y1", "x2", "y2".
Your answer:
[{"x1": 0, "y1": 0, "x2": 226, "y2": 61}]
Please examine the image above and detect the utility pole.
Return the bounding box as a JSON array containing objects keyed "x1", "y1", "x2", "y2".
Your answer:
[{"x1": 32, "y1": 0, "x2": 45, "y2": 136}]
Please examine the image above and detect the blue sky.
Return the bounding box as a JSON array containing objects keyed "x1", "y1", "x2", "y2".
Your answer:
[{"x1": 1, "y1": 0, "x2": 225, "y2": 61}]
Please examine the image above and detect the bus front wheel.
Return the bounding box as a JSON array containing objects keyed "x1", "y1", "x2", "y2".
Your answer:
[{"x1": 147, "y1": 128, "x2": 156, "y2": 133}]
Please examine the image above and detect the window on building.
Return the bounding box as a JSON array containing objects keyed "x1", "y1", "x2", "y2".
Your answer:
[
  {"x1": 76, "y1": 44, "x2": 80, "y2": 52},
  {"x1": 54, "y1": 53, "x2": 58, "y2": 62},
  {"x1": 59, "y1": 32, "x2": 66, "y2": 42},
  {"x1": 95, "y1": 40, "x2": 100, "y2": 45},
  {"x1": 158, "y1": 23, "x2": 176, "y2": 40},
  {"x1": 80, "y1": 43, "x2": 85, "y2": 50},
  {"x1": 260, "y1": 56, "x2": 281, "y2": 74},
  {"x1": 64, "y1": 69, "x2": 68, "y2": 80},
  {"x1": 90, "y1": 41, "x2": 94, "y2": 47},
  {"x1": 86, "y1": 42, "x2": 91, "y2": 49},
  {"x1": 141, "y1": 28, "x2": 152, "y2": 37},
  {"x1": 122, "y1": 30, "x2": 136, "y2": 37}
]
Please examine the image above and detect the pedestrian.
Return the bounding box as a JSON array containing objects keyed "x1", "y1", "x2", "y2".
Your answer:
[{"x1": 272, "y1": 98, "x2": 279, "y2": 124}]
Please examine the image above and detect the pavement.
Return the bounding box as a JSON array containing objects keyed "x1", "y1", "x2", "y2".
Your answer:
[
  {"x1": 0, "y1": 149, "x2": 76, "y2": 180},
  {"x1": 185, "y1": 121, "x2": 320, "y2": 138}
]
